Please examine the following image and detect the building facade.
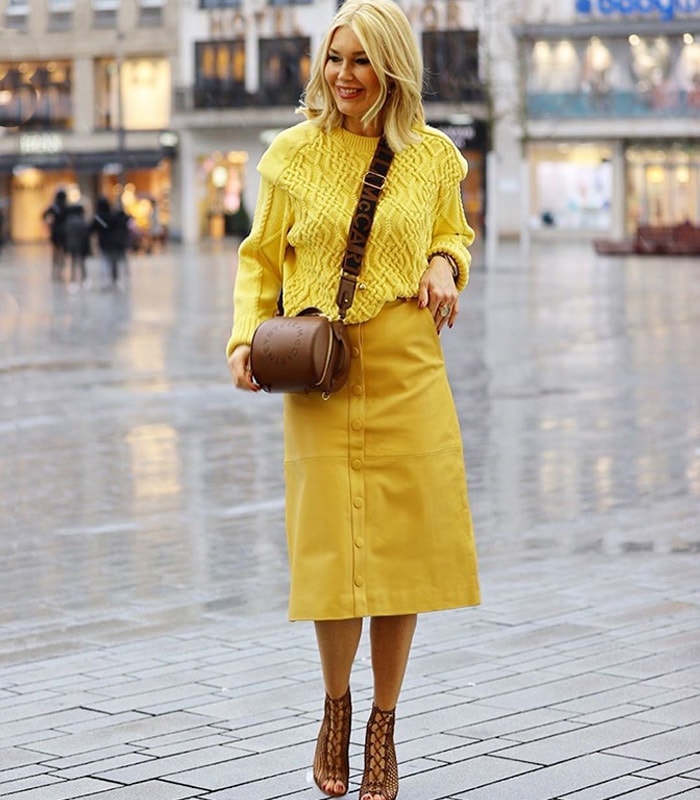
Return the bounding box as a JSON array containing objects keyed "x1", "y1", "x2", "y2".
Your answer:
[
  {"x1": 171, "y1": 0, "x2": 489, "y2": 243},
  {"x1": 512, "y1": 0, "x2": 700, "y2": 241},
  {"x1": 4, "y1": 0, "x2": 693, "y2": 248},
  {"x1": 0, "y1": 0, "x2": 178, "y2": 243}
]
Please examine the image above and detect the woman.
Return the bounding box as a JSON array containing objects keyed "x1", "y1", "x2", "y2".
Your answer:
[{"x1": 226, "y1": 1, "x2": 480, "y2": 798}]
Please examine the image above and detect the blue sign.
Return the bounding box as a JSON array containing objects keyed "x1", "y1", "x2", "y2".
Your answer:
[{"x1": 576, "y1": 0, "x2": 700, "y2": 20}]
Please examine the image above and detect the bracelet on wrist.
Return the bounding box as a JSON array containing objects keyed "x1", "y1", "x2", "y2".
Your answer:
[{"x1": 431, "y1": 251, "x2": 460, "y2": 282}]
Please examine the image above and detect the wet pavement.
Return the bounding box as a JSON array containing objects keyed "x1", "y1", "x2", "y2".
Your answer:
[{"x1": 0, "y1": 239, "x2": 698, "y2": 799}]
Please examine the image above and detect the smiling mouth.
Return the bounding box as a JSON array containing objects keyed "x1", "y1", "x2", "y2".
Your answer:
[{"x1": 336, "y1": 86, "x2": 362, "y2": 99}]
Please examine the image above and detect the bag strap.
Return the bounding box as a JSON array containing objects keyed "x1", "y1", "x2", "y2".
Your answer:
[{"x1": 335, "y1": 136, "x2": 394, "y2": 320}]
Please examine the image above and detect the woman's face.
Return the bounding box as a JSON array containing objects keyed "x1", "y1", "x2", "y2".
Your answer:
[{"x1": 324, "y1": 26, "x2": 382, "y2": 136}]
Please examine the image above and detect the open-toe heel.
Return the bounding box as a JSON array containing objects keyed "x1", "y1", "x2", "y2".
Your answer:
[
  {"x1": 359, "y1": 704, "x2": 398, "y2": 800},
  {"x1": 313, "y1": 687, "x2": 352, "y2": 797}
]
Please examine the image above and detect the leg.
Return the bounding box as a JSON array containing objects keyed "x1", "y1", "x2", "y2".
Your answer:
[
  {"x1": 313, "y1": 619, "x2": 362, "y2": 797},
  {"x1": 100, "y1": 252, "x2": 110, "y2": 288},
  {"x1": 315, "y1": 618, "x2": 362, "y2": 698},
  {"x1": 52, "y1": 244, "x2": 64, "y2": 279},
  {"x1": 361, "y1": 614, "x2": 417, "y2": 800},
  {"x1": 369, "y1": 614, "x2": 416, "y2": 710}
]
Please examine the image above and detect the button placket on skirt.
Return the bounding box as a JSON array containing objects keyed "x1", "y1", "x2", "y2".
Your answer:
[{"x1": 348, "y1": 322, "x2": 368, "y2": 616}]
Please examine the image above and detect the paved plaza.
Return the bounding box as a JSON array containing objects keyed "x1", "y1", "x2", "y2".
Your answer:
[{"x1": 0, "y1": 238, "x2": 698, "y2": 799}]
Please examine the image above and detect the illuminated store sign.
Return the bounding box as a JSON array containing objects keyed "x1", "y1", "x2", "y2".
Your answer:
[
  {"x1": 576, "y1": 0, "x2": 700, "y2": 20},
  {"x1": 19, "y1": 133, "x2": 63, "y2": 155}
]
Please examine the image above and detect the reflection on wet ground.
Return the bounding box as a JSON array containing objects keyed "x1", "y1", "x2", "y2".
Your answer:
[{"x1": 0, "y1": 240, "x2": 698, "y2": 663}]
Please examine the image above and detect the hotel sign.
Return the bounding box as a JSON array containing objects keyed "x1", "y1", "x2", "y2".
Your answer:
[
  {"x1": 19, "y1": 133, "x2": 63, "y2": 155},
  {"x1": 576, "y1": 0, "x2": 700, "y2": 20}
]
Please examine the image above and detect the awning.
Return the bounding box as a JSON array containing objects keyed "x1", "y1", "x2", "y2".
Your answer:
[{"x1": 0, "y1": 149, "x2": 165, "y2": 175}]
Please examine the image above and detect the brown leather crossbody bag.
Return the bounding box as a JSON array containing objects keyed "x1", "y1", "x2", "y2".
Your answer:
[{"x1": 250, "y1": 136, "x2": 394, "y2": 398}]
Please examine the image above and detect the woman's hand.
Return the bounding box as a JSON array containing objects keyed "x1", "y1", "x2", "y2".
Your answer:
[
  {"x1": 228, "y1": 344, "x2": 260, "y2": 392},
  {"x1": 418, "y1": 255, "x2": 459, "y2": 332}
]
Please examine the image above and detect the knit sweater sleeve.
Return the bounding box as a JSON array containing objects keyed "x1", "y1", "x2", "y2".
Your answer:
[
  {"x1": 225, "y1": 175, "x2": 291, "y2": 357},
  {"x1": 225, "y1": 124, "x2": 316, "y2": 357},
  {"x1": 427, "y1": 137, "x2": 475, "y2": 292}
]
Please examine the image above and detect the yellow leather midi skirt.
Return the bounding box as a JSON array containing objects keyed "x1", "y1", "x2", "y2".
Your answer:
[{"x1": 283, "y1": 299, "x2": 480, "y2": 620}]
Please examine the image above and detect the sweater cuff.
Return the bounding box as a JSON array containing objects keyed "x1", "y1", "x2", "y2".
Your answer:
[
  {"x1": 428, "y1": 245, "x2": 470, "y2": 292},
  {"x1": 225, "y1": 317, "x2": 262, "y2": 358}
]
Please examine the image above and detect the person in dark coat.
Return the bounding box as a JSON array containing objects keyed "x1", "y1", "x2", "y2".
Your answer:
[
  {"x1": 42, "y1": 189, "x2": 68, "y2": 278},
  {"x1": 63, "y1": 203, "x2": 90, "y2": 285},
  {"x1": 90, "y1": 196, "x2": 131, "y2": 288}
]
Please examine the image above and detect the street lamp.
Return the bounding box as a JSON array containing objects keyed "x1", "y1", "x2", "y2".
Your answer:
[{"x1": 116, "y1": 29, "x2": 126, "y2": 190}]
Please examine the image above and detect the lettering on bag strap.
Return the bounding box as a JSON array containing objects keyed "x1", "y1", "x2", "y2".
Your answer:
[{"x1": 336, "y1": 137, "x2": 394, "y2": 319}]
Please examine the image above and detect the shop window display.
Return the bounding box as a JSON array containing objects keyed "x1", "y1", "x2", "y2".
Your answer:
[
  {"x1": 626, "y1": 146, "x2": 700, "y2": 232},
  {"x1": 525, "y1": 33, "x2": 700, "y2": 118},
  {"x1": 94, "y1": 57, "x2": 171, "y2": 131},
  {"x1": 258, "y1": 37, "x2": 310, "y2": 106},
  {"x1": 198, "y1": 151, "x2": 250, "y2": 239},
  {"x1": 194, "y1": 40, "x2": 247, "y2": 109},
  {"x1": 422, "y1": 30, "x2": 484, "y2": 103},
  {"x1": 0, "y1": 60, "x2": 72, "y2": 130},
  {"x1": 530, "y1": 143, "x2": 613, "y2": 231}
]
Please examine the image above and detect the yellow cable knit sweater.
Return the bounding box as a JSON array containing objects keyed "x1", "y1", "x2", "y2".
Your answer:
[{"x1": 226, "y1": 121, "x2": 475, "y2": 357}]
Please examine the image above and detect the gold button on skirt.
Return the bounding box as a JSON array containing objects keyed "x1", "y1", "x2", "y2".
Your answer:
[{"x1": 283, "y1": 299, "x2": 480, "y2": 620}]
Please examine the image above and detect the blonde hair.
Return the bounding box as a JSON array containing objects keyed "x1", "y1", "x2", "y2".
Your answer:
[{"x1": 298, "y1": 0, "x2": 425, "y2": 152}]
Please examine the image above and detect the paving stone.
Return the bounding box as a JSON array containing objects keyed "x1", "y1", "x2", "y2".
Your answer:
[
  {"x1": 560, "y1": 776, "x2": 655, "y2": 798},
  {"x1": 635, "y1": 754, "x2": 700, "y2": 781},
  {"x1": 0, "y1": 777, "x2": 119, "y2": 799},
  {"x1": 629, "y1": 696, "x2": 700, "y2": 727},
  {"x1": 467, "y1": 671, "x2": 634, "y2": 711},
  {"x1": 25, "y1": 712, "x2": 224, "y2": 757},
  {"x1": 94, "y1": 744, "x2": 248, "y2": 784},
  {"x1": 0, "y1": 775, "x2": 67, "y2": 796},
  {"x1": 566, "y1": 778, "x2": 700, "y2": 799},
  {"x1": 166, "y1": 741, "x2": 312, "y2": 790},
  {"x1": 608, "y1": 722, "x2": 700, "y2": 762},
  {"x1": 52, "y1": 752, "x2": 154, "y2": 781},
  {"x1": 450, "y1": 753, "x2": 651, "y2": 799},
  {"x1": 0, "y1": 764, "x2": 55, "y2": 792},
  {"x1": 496, "y1": 718, "x2": 672, "y2": 765},
  {"x1": 79, "y1": 782, "x2": 203, "y2": 799}
]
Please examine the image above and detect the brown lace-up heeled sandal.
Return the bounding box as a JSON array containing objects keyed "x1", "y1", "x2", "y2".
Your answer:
[
  {"x1": 314, "y1": 687, "x2": 352, "y2": 797},
  {"x1": 359, "y1": 704, "x2": 398, "y2": 800}
]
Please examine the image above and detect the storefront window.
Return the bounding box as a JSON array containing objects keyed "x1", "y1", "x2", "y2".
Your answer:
[
  {"x1": 95, "y1": 57, "x2": 171, "y2": 131},
  {"x1": 194, "y1": 40, "x2": 247, "y2": 108},
  {"x1": 530, "y1": 142, "x2": 613, "y2": 231},
  {"x1": 422, "y1": 31, "x2": 483, "y2": 103},
  {"x1": 0, "y1": 61, "x2": 72, "y2": 130},
  {"x1": 626, "y1": 146, "x2": 700, "y2": 232},
  {"x1": 525, "y1": 33, "x2": 700, "y2": 118},
  {"x1": 258, "y1": 37, "x2": 310, "y2": 106},
  {"x1": 10, "y1": 169, "x2": 78, "y2": 244},
  {"x1": 198, "y1": 150, "x2": 250, "y2": 239}
]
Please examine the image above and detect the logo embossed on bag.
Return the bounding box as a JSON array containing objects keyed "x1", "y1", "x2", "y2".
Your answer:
[{"x1": 260, "y1": 319, "x2": 305, "y2": 365}]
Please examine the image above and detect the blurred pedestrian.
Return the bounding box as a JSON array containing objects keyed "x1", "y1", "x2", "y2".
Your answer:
[
  {"x1": 63, "y1": 204, "x2": 89, "y2": 286},
  {"x1": 90, "y1": 196, "x2": 130, "y2": 288},
  {"x1": 42, "y1": 188, "x2": 68, "y2": 279}
]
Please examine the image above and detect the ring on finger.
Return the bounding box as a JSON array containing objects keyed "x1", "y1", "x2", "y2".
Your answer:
[{"x1": 439, "y1": 305, "x2": 451, "y2": 318}]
